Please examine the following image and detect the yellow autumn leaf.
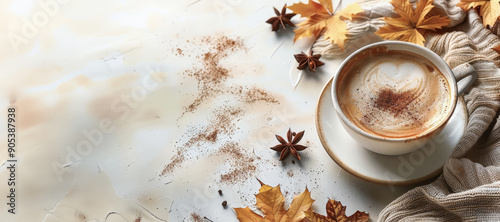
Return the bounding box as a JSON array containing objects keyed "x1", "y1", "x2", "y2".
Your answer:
[
  {"x1": 235, "y1": 207, "x2": 266, "y2": 222},
  {"x1": 233, "y1": 180, "x2": 315, "y2": 222},
  {"x1": 292, "y1": 13, "x2": 331, "y2": 42},
  {"x1": 323, "y1": 3, "x2": 363, "y2": 51},
  {"x1": 458, "y1": 0, "x2": 500, "y2": 27},
  {"x1": 318, "y1": 0, "x2": 334, "y2": 14},
  {"x1": 258, "y1": 179, "x2": 273, "y2": 192},
  {"x1": 288, "y1": 0, "x2": 329, "y2": 18},
  {"x1": 282, "y1": 188, "x2": 314, "y2": 221},
  {"x1": 255, "y1": 183, "x2": 286, "y2": 221},
  {"x1": 375, "y1": 0, "x2": 451, "y2": 46},
  {"x1": 457, "y1": 0, "x2": 485, "y2": 10},
  {"x1": 288, "y1": 0, "x2": 363, "y2": 51}
]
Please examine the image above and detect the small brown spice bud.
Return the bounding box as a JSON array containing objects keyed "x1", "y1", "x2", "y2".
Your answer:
[{"x1": 222, "y1": 200, "x2": 227, "y2": 208}]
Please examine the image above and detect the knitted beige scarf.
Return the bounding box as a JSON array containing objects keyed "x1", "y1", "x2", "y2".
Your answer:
[{"x1": 314, "y1": 0, "x2": 500, "y2": 220}]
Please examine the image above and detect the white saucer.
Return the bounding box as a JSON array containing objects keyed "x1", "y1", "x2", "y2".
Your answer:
[{"x1": 316, "y1": 77, "x2": 468, "y2": 185}]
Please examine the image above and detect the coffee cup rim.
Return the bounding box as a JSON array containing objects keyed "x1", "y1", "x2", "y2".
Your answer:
[{"x1": 331, "y1": 41, "x2": 458, "y2": 142}]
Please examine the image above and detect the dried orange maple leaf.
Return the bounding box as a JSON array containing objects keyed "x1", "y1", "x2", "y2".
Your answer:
[
  {"x1": 288, "y1": 0, "x2": 363, "y2": 51},
  {"x1": 303, "y1": 199, "x2": 369, "y2": 222},
  {"x1": 458, "y1": 0, "x2": 500, "y2": 27},
  {"x1": 375, "y1": 0, "x2": 451, "y2": 46},
  {"x1": 234, "y1": 180, "x2": 314, "y2": 222}
]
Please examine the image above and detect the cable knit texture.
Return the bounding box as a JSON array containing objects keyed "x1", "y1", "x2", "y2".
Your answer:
[{"x1": 315, "y1": 0, "x2": 500, "y2": 221}]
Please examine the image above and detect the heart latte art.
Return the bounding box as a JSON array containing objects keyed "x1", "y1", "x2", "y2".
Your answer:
[{"x1": 337, "y1": 51, "x2": 452, "y2": 138}]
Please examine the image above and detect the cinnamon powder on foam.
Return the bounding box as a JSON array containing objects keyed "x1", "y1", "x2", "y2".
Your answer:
[{"x1": 161, "y1": 35, "x2": 278, "y2": 184}]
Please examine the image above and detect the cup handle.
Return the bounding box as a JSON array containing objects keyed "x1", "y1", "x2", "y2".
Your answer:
[{"x1": 452, "y1": 63, "x2": 477, "y2": 95}]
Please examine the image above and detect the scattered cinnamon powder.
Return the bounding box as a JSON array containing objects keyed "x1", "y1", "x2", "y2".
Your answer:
[
  {"x1": 161, "y1": 35, "x2": 280, "y2": 182},
  {"x1": 206, "y1": 130, "x2": 218, "y2": 142},
  {"x1": 221, "y1": 167, "x2": 256, "y2": 184},
  {"x1": 243, "y1": 87, "x2": 280, "y2": 104},
  {"x1": 287, "y1": 170, "x2": 294, "y2": 177},
  {"x1": 161, "y1": 151, "x2": 185, "y2": 176},
  {"x1": 183, "y1": 107, "x2": 242, "y2": 147},
  {"x1": 218, "y1": 142, "x2": 258, "y2": 184},
  {"x1": 190, "y1": 213, "x2": 203, "y2": 222},
  {"x1": 184, "y1": 36, "x2": 244, "y2": 113},
  {"x1": 180, "y1": 34, "x2": 279, "y2": 113},
  {"x1": 161, "y1": 106, "x2": 242, "y2": 176},
  {"x1": 176, "y1": 48, "x2": 184, "y2": 56},
  {"x1": 202, "y1": 35, "x2": 243, "y2": 54}
]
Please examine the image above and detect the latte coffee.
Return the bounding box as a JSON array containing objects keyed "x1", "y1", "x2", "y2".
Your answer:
[{"x1": 337, "y1": 50, "x2": 452, "y2": 138}]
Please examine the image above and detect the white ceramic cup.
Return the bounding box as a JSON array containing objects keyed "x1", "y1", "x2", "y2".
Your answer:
[{"x1": 331, "y1": 41, "x2": 476, "y2": 155}]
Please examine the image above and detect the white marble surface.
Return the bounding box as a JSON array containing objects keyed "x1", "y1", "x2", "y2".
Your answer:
[{"x1": 0, "y1": 0, "x2": 422, "y2": 221}]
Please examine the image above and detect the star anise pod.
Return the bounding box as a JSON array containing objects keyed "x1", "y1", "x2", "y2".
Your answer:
[
  {"x1": 294, "y1": 50, "x2": 325, "y2": 72},
  {"x1": 266, "y1": 4, "x2": 296, "y2": 32},
  {"x1": 271, "y1": 128, "x2": 307, "y2": 161}
]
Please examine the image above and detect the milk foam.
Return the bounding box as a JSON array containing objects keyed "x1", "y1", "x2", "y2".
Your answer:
[{"x1": 338, "y1": 51, "x2": 452, "y2": 138}]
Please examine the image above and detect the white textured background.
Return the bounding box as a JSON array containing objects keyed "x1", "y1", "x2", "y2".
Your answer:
[{"x1": 0, "y1": 0, "x2": 417, "y2": 221}]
